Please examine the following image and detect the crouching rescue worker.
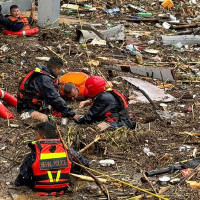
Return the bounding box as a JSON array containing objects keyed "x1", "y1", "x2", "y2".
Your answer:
[
  {"x1": 59, "y1": 72, "x2": 90, "y2": 100},
  {"x1": 59, "y1": 72, "x2": 113, "y2": 101},
  {"x1": 17, "y1": 57, "x2": 78, "y2": 122},
  {"x1": 75, "y1": 76, "x2": 136, "y2": 129},
  {"x1": 15, "y1": 122, "x2": 89, "y2": 196},
  {"x1": 0, "y1": 3, "x2": 35, "y2": 32}
]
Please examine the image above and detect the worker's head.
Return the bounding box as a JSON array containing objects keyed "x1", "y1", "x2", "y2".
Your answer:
[
  {"x1": 47, "y1": 57, "x2": 63, "y2": 76},
  {"x1": 10, "y1": 5, "x2": 20, "y2": 18},
  {"x1": 85, "y1": 76, "x2": 106, "y2": 98},
  {"x1": 63, "y1": 82, "x2": 79, "y2": 100},
  {"x1": 34, "y1": 122, "x2": 57, "y2": 140}
]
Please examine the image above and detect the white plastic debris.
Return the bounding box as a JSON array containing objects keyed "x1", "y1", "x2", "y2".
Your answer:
[
  {"x1": 91, "y1": 38, "x2": 106, "y2": 46},
  {"x1": 162, "y1": 22, "x2": 171, "y2": 29},
  {"x1": 61, "y1": 118, "x2": 67, "y2": 125},
  {"x1": 144, "y1": 49, "x2": 159, "y2": 54},
  {"x1": 148, "y1": 40, "x2": 155, "y2": 45},
  {"x1": 0, "y1": 145, "x2": 7, "y2": 150},
  {"x1": 20, "y1": 112, "x2": 31, "y2": 120},
  {"x1": 99, "y1": 159, "x2": 115, "y2": 167},
  {"x1": 179, "y1": 145, "x2": 191, "y2": 151},
  {"x1": 35, "y1": 57, "x2": 50, "y2": 61},
  {"x1": 143, "y1": 147, "x2": 155, "y2": 156},
  {"x1": 189, "y1": 0, "x2": 197, "y2": 4},
  {"x1": 10, "y1": 124, "x2": 19, "y2": 128},
  {"x1": 0, "y1": 44, "x2": 9, "y2": 52}
]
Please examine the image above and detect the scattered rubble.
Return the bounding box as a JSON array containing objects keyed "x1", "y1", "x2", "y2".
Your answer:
[{"x1": 1, "y1": 0, "x2": 200, "y2": 199}]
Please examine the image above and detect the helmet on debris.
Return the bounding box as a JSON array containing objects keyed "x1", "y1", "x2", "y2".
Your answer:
[{"x1": 85, "y1": 76, "x2": 106, "y2": 97}]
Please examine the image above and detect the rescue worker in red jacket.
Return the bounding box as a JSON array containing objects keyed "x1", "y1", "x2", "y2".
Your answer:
[
  {"x1": 15, "y1": 121, "x2": 89, "y2": 196},
  {"x1": 17, "y1": 57, "x2": 79, "y2": 122},
  {"x1": 0, "y1": 3, "x2": 35, "y2": 32},
  {"x1": 75, "y1": 76, "x2": 136, "y2": 129}
]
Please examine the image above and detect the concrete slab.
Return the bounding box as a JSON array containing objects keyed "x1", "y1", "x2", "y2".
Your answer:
[
  {"x1": 162, "y1": 35, "x2": 200, "y2": 45},
  {"x1": 0, "y1": 0, "x2": 34, "y2": 14},
  {"x1": 38, "y1": 0, "x2": 60, "y2": 28}
]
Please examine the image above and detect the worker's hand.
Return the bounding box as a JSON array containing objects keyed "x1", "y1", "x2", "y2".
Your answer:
[
  {"x1": 79, "y1": 99, "x2": 91, "y2": 108},
  {"x1": 73, "y1": 115, "x2": 80, "y2": 120},
  {"x1": 31, "y1": 3, "x2": 36, "y2": 11}
]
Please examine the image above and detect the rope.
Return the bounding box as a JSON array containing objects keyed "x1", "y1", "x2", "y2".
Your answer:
[{"x1": 73, "y1": 161, "x2": 170, "y2": 200}]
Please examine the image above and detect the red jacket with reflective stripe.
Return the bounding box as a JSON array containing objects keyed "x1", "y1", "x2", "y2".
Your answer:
[{"x1": 31, "y1": 139, "x2": 71, "y2": 195}]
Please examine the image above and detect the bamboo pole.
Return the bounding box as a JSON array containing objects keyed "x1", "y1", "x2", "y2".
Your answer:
[{"x1": 55, "y1": 124, "x2": 110, "y2": 199}]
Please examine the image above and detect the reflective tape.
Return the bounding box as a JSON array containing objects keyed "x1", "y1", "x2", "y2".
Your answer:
[
  {"x1": 40, "y1": 152, "x2": 67, "y2": 160},
  {"x1": 56, "y1": 170, "x2": 61, "y2": 182},
  {"x1": 22, "y1": 31, "x2": 26, "y2": 36},
  {"x1": 47, "y1": 171, "x2": 53, "y2": 182}
]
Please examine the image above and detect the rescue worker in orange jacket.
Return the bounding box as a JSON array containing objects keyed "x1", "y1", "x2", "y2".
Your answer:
[
  {"x1": 15, "y1": 121, "x2": 89, "y2": 196},
  {"x1": 59, "y1": 72, "x2": 90, "y2": 100},
  {"x1": 75, "y1": 76, "x2": 136, "y2": 129},
  {"x1": 0, "y1": 3, "x2": 35, "y2": 32}
]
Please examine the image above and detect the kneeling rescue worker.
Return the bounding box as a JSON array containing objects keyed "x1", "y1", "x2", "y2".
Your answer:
[
  {"x1": 17, "y1": 57, "x2": 79, "y2": 122},
  {"x1": 15, "y1": 122, "x2": 89, "y2": 196},
  {"x1": 75, "y1": 76, "x2": 136, "y2": 129},
  {"x1": 59, "y1": 72, "x2": 90, "y2": 100}
]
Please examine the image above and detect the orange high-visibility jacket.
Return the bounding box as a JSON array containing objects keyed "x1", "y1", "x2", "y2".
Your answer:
[
  {"x1": 59, "y1": 72, "x2": 89, "y2": 97},
  {"x1": 8, "y1": 15, "x2": 30, "y2": 30}
]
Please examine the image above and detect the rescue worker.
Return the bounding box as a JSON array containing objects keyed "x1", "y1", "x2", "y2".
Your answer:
[
  {"x1": 75, "y1": 76, "x2": 136, "y2": 129},
  {"x1": 59, "y1": 72, "x2": 90, "y2": 100},
  {"x1": 15, "y1": 121, "x2": 89, "y2": 196},
  {"x1": 17, "y1": 57, "x2": 79, "y2": 122},
  {"x1": 0, "y1": 3, "x2": 35, "y2": 32}
]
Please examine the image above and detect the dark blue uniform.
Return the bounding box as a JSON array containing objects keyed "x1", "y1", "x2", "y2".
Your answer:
[{"x1": 17, "y1": 66, "x2": 76, "y2": 118}]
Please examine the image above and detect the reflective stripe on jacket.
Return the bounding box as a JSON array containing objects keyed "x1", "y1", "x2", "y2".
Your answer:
[
  {"x1": 32, "y1": 139, "x2": 71, "y2": 195},
  {"x1": 8, "y1": 15, "x2": 30, "y2": 30}
]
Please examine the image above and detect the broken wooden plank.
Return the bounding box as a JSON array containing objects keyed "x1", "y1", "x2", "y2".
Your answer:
[
  {"x1": 162, "y1": 35, "x2": 200, "y2": 45},
  {"x1": 103, "y1": 64, "x2": 175, "y2": 81},
  {"x1": 171, "y1": 23, "x2": 200, "y2": 29},
  {"x1": 121, "y1": 77, "x2": 176, "y2": 103}
]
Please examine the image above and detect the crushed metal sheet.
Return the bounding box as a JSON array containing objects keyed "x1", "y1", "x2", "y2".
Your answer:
[
  {"x1": 103, "y1": 64, "x2": 175, "y2": 81},
  {"x1": 77, "y1": 25, "x2": 125, "y2": 43},
  {"x1": 121, "y1": 77, "x2": 176, "y2": 103}
]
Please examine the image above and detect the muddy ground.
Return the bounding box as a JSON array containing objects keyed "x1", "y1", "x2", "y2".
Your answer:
[{"x1": 0, "y1": 0, "x2": 200, "y2": 199}]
